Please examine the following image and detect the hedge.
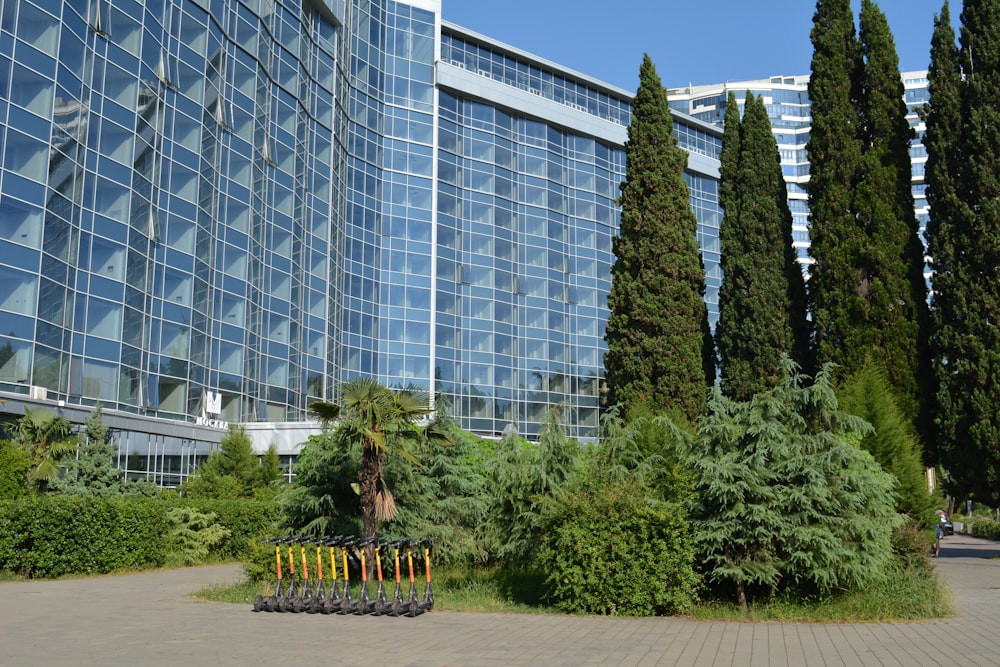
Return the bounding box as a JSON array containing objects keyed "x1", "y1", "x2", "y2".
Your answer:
[
  {"x1": 0, "y1": 496, "x2": 169, "y2": 577},
  {"x1": 968, "y1": 518, "x2": 1000, "y2": 540},
  {"x1": 0, "y1": 496, "x2": 279, "y2": 578}
]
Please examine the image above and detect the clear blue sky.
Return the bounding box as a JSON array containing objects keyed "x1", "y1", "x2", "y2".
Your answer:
[{"x1": 442, "y1": 1, "x2": 952, "y2": 92}]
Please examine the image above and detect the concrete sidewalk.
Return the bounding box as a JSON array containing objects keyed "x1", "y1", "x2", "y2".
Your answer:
[{"x1": 0, "y1": 534, "x2": 997, "y2": 667}]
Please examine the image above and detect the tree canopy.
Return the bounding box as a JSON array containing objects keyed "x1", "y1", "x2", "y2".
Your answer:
[
  {"x1": 716, "y1": 92, "x2": 810, "y2": 400},
  {"x1": 925, "y1": 0, "x2": 1000, "y2": 503},
  {"x1": 605, "y1": 54, "x2": 711, "y2": 421}
]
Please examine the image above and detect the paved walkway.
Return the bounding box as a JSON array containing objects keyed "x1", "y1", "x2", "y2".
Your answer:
[{"x1": 1, "y1": 533, "x2": 998, "y2": 666}]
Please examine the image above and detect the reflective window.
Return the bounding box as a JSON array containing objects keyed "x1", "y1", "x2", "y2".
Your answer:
[{"x1": 0, "y1": 265, "x2": 36, "y2": 314}]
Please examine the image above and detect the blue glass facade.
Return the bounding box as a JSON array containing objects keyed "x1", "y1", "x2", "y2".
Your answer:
[{"x1": 0, "y1": 0, "x2": 725, "y2": 479}]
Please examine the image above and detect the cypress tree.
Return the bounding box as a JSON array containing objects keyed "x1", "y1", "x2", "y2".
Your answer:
[
  {"x1": 929, "y1": 0, "x2": 1000, "y2": 503},
  {"x1": 716, "y1": 93, "x2": 809, "y2": 401},
  {"x1": 923, "y1": 1, "x2": 963, "y2": 467},
  {"x1": 718, "y1": 92, "x2": 742, "y2": 226},
  {"x1": 805, "y1": 0, "x2": 864, "y2": 373},
  {"x1": 605, "y1": 54, "x2": 710, "y2": 421},
  {"x1": 851, "y1": 0, "x2": 929, "y2": 427}
]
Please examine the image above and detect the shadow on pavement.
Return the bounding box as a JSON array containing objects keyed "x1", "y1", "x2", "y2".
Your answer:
[{"x1": 940, "y1": 534, "x2": 1000, "y2": 559}]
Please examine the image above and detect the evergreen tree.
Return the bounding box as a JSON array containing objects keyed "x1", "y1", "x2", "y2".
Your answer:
[
  {"x1": 182, "y1": 425, "x2": 259, "y2": 499},
  {"x1": 50, "y1": 404, "x2": 128, "y2": 496},
  {"x1": 605, "y1": 54, "x2": 711, "y2": 421},
  {"x1": 923, "y1": 1, "x2": 963, "y2": 467},
  {"x1": 716, "y1": 93, "x2": 810, "y2": 401},
  {"x1": 381, "y1": 416, "x2": 489, "y2": 564},
  {"x1": 688, "y1": 361, "x2": 901, "y2": 610},
  {"x1": 928, "y1": 0, "x2": 1000, "y2": 503},
  {"x1": 852, "y1": 0, "x2": 930, "y2": 427},
  {"x1": 837, "y1": 361, "x2": 937, "y2": 519},
  {"x1": 718, "y1": 92, "x2": 742, "y2": 233},
  {"x1": 483, "y1": 406, "x2": 582, "y2": 564},
  {"x1": 259, "y1": 443, "x2": 282, "y2": 486},
  {"x1": 806, "y1": 0, "x2": 864, "y2": 373}
]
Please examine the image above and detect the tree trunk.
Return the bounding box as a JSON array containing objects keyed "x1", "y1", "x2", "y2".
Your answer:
[{"x1": 358, "y1": 443, "x2": 383, "y2": 580}]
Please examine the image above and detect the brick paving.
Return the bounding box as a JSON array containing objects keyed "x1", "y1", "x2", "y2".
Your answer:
[{"x1": 0, "y1": 533, "x2": 997, "y2": 666}]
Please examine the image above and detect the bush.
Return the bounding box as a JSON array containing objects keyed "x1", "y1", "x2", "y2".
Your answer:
[
  {"x1": 0, "y1": 440, "x2": 28, "y2": 500},
  {"x1": 687, "y1": 362, "x2": 902, "y2": 608},
  {"x1": 165, "y1": 498, "x2": 280, "y2": 562},
  {"x1": 0, "y1": 496, "x2": 278, "y2": 578},
  {"x1": 969, "y1": 519, "x2": 1000, "y2": 540},
  {"x1": 0, "y1": 496, "x2": 169, "y2": 577},
  {"x1": 891, "y1": 516, "x2": 935, "y2": 569},
  {"x1": 166, "y1": 507, "x2": 231, "y2": 566},
  {"x1": 537, "y1": 481, "x2": 699, "y2": 616},
  {"x1": 243, "y1": 537, "x2": 278, "y2": 584}
]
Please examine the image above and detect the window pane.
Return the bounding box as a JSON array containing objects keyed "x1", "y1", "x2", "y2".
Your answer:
[
  {"x1": 0, "y1": 265, "x2": 37, "y2": 314},
  {"x1": 0, "y1": 197, "x2": 42, "y2": 247},
  {"x1": 9, "y1": 63, "x2": 53, "y2": 116},
  {"x1": 4, "y1": 129, "x2": 47, "y2": 181}
]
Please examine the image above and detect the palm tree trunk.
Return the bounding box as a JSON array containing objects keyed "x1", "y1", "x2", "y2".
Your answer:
[{"x1": 358, "y1": 443, "x2": 382, "y2": 580}]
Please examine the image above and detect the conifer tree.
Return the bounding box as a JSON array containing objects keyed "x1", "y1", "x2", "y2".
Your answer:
[
  {"x1": 259, "y1": 443, "x2": 283, "y2": 486},
  {"x1": 716, "y1": 93, "x2": 809, "y2": 401},
  {"x1": 927, "y1": 0, "x2": 1000, "y2": 503},
  {"x1": 718, "y1": 92, "x2": 742, "y2": 227},
  {"x1": 852, "y1": 0, "x2": 930, "y2": 427},
  {"x1": 688, "y1": 361, "x2": 900, "y2": 610},
  {"x1": 50, "y1": 405, "x2": 123, "y2": 496},
  {"x1": 605, "y1": 54, "x2": 711, "y2": 421},
  {"x1": 923, "y1": 1, "x2": 963, "y2": 467},
  {"x1": 805, "y1": 0, "x2": 864, "y2": 372},
  {"x1": 182, "y1": 425, "x2": 260, "y2": 499},
  {"x1": 837, "y1": 361, "x2": 936, "y2": 519}
]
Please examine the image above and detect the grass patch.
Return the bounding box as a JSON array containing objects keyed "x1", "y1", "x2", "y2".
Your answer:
[
  {"x1": 196, "y1": 580, "x2": 265, "y2": 605},
  {"x1": 684, "y1": 561, "x2": 954, "y2": 622},
  {"x1": 432, "y1": 564, "x2": 553, "y2": 613},
  {"x1": 195, "y1": 559, "x2": 954, "y2": 622}
]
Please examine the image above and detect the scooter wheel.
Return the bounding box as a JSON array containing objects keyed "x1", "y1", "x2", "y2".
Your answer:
[{"x1": 252, "y1": 594, "x2": 264, "y2": 612}]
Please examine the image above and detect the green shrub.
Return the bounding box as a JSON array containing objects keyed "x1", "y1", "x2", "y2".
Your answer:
[
  {"x1": 166, "y1": 507, "x2": 231, "y2": 566},
  {"x1": 0, "y1": 496, "x2": 276, "y2": 577},
  {"x1": 687, "y1": 362, "x2": 902, "y2": 608},
  {"x1": 891, "y1": 516, "x2": 935, "y2": 568},
  {"x1": 0, "y1": 441, "x2": 28, "y2": 500},
  {"x1": 0, "y1": 496, "x2": 168, "y2": 577},
  {"x1": 537, "y1": 481, "x2": 699, "y2": 616},
  {"x1": 243, "y1": 537, "x2": 279, "y2": 584},
  {"x1": 969, "y1": 519, "x2": 1000, "y2": 540},
  {"x1": 166, "y1": 498, "x2": 279, "y2": 561}
]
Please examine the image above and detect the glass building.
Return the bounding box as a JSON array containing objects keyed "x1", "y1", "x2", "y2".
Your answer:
[
  {"x1": 667, "y1": 71, "x2": 930, "y2": 275},
  {"x1": 0, "y1": 0, "x2": 728, "y2": 483}
]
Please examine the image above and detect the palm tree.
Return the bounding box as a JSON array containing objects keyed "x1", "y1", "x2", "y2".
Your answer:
[
  {"x1": 14, "y1": 407, "x2": 78, "y2": 493},
  {"x1": 309, "y1": 378, "x2": 452, "y2": 543}
]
